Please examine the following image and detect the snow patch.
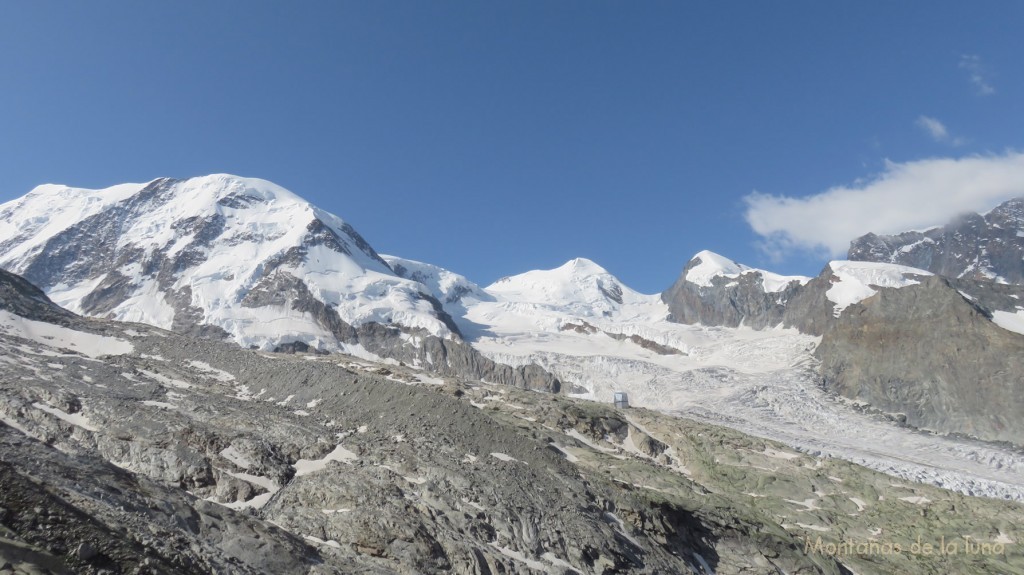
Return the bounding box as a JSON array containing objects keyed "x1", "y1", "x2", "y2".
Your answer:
[
  {"x1": 138, "y1": 369, "x2": 192, "y2": 389},
  {"x1": 185, "y1": 360, "x2": 235, "y2": 382},
  {"x1": 487, "y1": 542, "x2": 547, "y2": 571},
  {"x1": 31, "y1": 402, "x2": 97, "y2": 431},
  {"x1": 0, "y1": 414, "x2": 32, "y2": 436},
  {"x1": 0, "y1": 311, "x2": 134, "y2": 358},
  {"x1": 303, "y1": 535, "x2": 342, "y2": 549},
  {"x1": 992, "y1": 310, "x2": 1024, "y2": 336},
  {"x1": 826, "y1": 261, "x2": 932, "y2": 317},
  {"x1": 293, "y1": 444, "x2": 358, "y2": 476}
]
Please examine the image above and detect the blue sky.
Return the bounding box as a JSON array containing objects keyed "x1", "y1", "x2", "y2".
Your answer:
[{"x1": 2, "y1": 2, "x2": 1023, "y2": 293}]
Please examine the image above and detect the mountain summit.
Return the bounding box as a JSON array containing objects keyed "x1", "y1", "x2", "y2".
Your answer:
[
  {"x1": 0, "y1": 174, "x2": 455, "y2": 349},
  {"x1": 486, "y1": 257, "x2": 647, "y2": 315}
]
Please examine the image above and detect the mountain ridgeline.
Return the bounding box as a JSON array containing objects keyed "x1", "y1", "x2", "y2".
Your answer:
[
  {"x1": 2, "y1": 176, "x2": 1024, "y2": 446},
  {"x1": 0, "y1": 175, "x2": 560, "y2": 393}
]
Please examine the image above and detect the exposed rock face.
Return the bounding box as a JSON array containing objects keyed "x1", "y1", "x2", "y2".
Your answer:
[
  {"x1": 353, "y1": 322, "x2": 562, "y2": 392},
  {"x1": 816, "y1": 275, "x2": 1024, "y2": 444},
  {"x1": 661, "y1": 254, "x2": 833, "y2": 336},
  {"x1": 0, "y1": 431, "x2": 325, "y2": 575},
  {"x1": 662, "y1": 252, "x2": 812, "y2": 329},
  {"x1": 662, "y1": 264, "x2": 797, "y2": 329},
  {"x1": 848, "y1": 197, "x2": 1024, "y2": 284}
]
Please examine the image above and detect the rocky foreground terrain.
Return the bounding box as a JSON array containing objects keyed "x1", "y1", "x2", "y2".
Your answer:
[{"x1": 1, "y1": 272, "x2": 1023, "y2": 574}]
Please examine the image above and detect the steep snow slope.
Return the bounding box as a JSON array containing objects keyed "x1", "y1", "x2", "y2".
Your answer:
[{"x1": 0, "y1": 175, "x2": 453, "y2": 350}]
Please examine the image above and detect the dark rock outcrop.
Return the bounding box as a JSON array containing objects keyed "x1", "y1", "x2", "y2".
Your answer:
[{"x1": 0, "y1": 268, "x2": 75, "y2": 324}]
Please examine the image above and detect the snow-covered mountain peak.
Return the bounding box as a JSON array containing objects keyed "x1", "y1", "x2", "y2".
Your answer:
[
  {"x1": 848, "y1": 196, "x2": 1024, "y2": 285},
  {"x1": 560, "y1": 257, "x2": 610, "y2": 276},
  {"x1": 684, "y1": 250, "x2": 749, "y2": 286},
  {"x1": 485, "y1": 257, "x2": 648, "y2": 312},
  {"x1": 0, "y1": 174, "x2": 455, "y2": 349},
  {"x1": 683, "y1": 250, "x2": 809, "y2": 293}
]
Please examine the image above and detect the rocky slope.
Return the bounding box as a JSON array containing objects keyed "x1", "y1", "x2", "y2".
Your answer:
[
  {"x1": 816, "y1": 274, "x2": 1024, "y2": 445},
  {"x1": 848, "y1": 197, "x2": 1024, "y2": 284},
  {"x1": 2, "y1": 268, "x2": 1023, "y2": 574}
]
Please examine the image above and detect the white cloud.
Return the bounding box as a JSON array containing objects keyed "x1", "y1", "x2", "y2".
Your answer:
[
  {"x1": 916, "y1": 116, "x2": 948, "y2": 141},
  {"x1": 915, "y1": 116, "x2": 965, "y2": 146},
  {"x1": 744, "y1": 152, "x2": 1024, "y2": 258},
  {"x1": 959, "y1": 54, "x2": 995, "y2": 96}
]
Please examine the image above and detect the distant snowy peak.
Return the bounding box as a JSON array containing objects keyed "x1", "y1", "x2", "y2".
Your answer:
[
  {"x1": 825, "y1": 261, "x2": 932, "y2": 317},
  {"x1": 0, "y1": 174, "x2": 455, "y2": 349},
  {"x1": 683, "y1": 250, "x2": 809, "y2": 293},
  {"x1": 486, "y1": 257, "x2": 649, "y2": 312},
  {"x1": 684, "y1": 250, "x2": 749, "y2": 286}
]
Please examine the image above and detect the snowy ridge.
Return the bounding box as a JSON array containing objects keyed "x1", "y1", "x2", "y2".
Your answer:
[
  {"x1": 684, "y1": 250, "x2": 749, "y2": 286},
  {"x1": 383, "y1": 255, "x2": 492, "y2": 308},
  {"x1": 685, "y1": 250, "x2": 809, "y2": 293},
  {"x1": 0, "y1": 182, "x2": 148, "y2": 264},
  {"x1": 465, "y1": 257, "x2": 809, "y2": 371},
  {"x1": 825, "y1": 261, "x2": 932, "y2": 317},
  {"x1": 0, "y1": 174, "x2": 453, "y2": 350}
]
